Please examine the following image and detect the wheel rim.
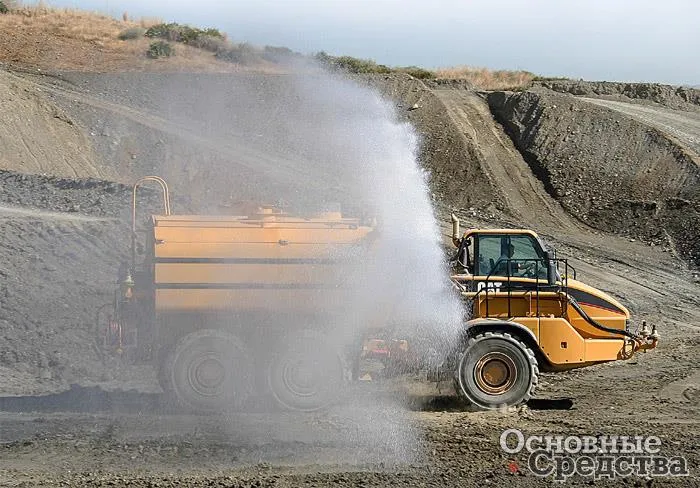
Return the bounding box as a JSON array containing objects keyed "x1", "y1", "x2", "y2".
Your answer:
[
  {"x1": 281, "y1": 357, "x2": 319, "y2": 398},
  {"x1": 188, "y1": 353, "x2": 226, "y2": 397},
  {"x1": 473, "y1": 352, "x2": 517, "y2": 395},
  {"x1": 269, "y1": 344, "x2": 343, "y2": 411}
]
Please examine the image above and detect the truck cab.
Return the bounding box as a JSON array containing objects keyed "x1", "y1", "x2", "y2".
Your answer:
[
  {"x1": 446, "y1": 217, "x2": 658, "y2": 409},
  {"x1": 452, "y1": 228, "x2": 555, "y2": 288}
]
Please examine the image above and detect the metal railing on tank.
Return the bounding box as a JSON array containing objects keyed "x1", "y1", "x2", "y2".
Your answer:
[{"x1": 130, "y1": 176, "x2": 171, "y2": 273}]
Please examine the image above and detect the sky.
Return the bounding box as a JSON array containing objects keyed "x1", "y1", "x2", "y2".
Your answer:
[{"x1": 45, "y1": 0, "x2": 700, "y2": 85}]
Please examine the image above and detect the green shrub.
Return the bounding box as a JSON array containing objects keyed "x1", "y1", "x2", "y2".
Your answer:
[
  {"x1": 314, "y1": 52, "x2": 392, "y2": 74},
  {"x1": 145, "y1": 23, "x2": 224, "y2": 47},
  {"x1": 118, "y1": 27, "x2": 146, "y2": 40},
  {"x1": 147, "y1": 40, "x2": 175, "y2": 59},
  {"x1": 262, "y1": 45, "x2": 301, "y2": 63},
  {"x1": 215, "y1": 43, "x2": 261, "y2": 65},
  {"x1": 202, "y1": 28, "x2": 224, "y2": 39},
  {"x1": 144, "y1": 23, "x2": 169, "y2": 39},
  {"x1": 398, "y1": 66, "x2": 435, "y2": 79},
  {"x1": 189, "y1": 34, "x2": 228, "y2": 53},
  {"x1": 314, "y1": 51, "x2": 333, "y2": 65},
  {"x1": 334, "y1": 56, "x2": 391, "y2": 74},
  {"x1": 0, "y1": 1, "x2": 8, "y2": 14}
]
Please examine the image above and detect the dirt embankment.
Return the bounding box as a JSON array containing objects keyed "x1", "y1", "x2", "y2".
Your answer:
[
  {"x1": 534, "y1": 79, "x2": 700, "y2": 111},
  {"x1": 487, "y1": 90, "x2": 700, "y2": 266},
  {"x1": 365, "y1": 74, "x2": 566, "y2": 226},
  {"x1": 578, "y1": 97, "x2": 700, "y2": 154},
  {"x1": 0, "y1": 170, "x2": 172, "y2": 394},
  {"x1": 429, "y1": 88, "x2": 580, "y2": 233},
  {"x1": 8, "y1": 71, "x2": 354, "y2": 212},
  {"x1": 0, "y1": 8, "x2": 263, "y2": 74},
  {"x1": 19, "y1": 71, "x2": 499, "y2": 217},
  {"x1": 0, "y1": 70, "x2": 105, "y2": 178},
  {"x1": 363, "y1": 75, "x2": 497, "y2": 215}
]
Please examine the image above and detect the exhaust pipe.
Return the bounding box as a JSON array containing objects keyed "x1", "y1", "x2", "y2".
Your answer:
[{"x1": 451, "y1": 213, "x2": 461, "y2": 247}]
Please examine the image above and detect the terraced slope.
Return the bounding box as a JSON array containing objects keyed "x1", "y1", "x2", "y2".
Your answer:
[{"x1": 432, "y1": 88, "x2": 580, "y2": 233}]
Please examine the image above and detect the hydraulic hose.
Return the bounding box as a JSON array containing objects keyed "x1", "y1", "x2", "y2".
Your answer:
[{"x1": 567, "y1": 295, "x2": 641, "y2": 341}]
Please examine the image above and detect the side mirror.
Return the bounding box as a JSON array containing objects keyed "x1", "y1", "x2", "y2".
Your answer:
[{"x1": 544, "y1": 251, "x2": 557, "y2": 286}]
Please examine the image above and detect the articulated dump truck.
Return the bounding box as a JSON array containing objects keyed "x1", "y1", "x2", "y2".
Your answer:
[{"x1": 103, "y1": 177, "x2": 659, "y2": 412}]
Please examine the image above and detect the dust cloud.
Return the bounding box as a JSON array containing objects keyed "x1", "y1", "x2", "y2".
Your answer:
[{"x1": 131, "y1": 66, "x2": 466, "y2": 465}]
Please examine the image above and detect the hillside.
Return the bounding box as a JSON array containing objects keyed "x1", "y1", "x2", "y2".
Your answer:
[{"x1": 0, "y1": 6, "x2": 251, "y2": 72}]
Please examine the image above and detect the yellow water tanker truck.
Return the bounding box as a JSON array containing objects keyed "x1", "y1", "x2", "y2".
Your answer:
[{"x1": 104, "y1": 177, "x2": 658, "y2": 411}]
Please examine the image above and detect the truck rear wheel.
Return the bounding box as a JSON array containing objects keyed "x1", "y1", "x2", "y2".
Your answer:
[
  {"x1": 165, "y1": 329, "x2": 253, "y2": 412},
  {"x1": 454, "y1": 331, "x2": 538, "y2": 409},
  {"x1": 267, "y1": 330, "x2": 345, "y2": 412}
]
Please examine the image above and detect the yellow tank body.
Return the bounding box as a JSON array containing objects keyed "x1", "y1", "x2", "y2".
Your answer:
[
  {"x1": 147, "y1": 209, "x2": 375, "y2": 315},
  {"x1": 115, "y1": 187, "x2": 384, "y2": 411}
]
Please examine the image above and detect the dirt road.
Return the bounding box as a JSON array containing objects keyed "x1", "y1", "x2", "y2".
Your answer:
[
  {"x1": 0, "y1": 204, "x2": 117, "y2": 222},
  {"x1": 433, "y1": 88, "x2": 581, "y2": 233},
  {"x1": 2, "y1": 206, "x2": 698, "y2": 487},
  {"x1": 580, "y1": 97, "x2": 700, "y2": 154}
]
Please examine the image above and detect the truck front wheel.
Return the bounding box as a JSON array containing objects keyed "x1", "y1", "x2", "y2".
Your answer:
[
  {"x1": 164, "y1": 329, "x2": 253, "y2": 412},
  {"x1": 454, "y1": 331, "x2": 538, "y2": 409}
]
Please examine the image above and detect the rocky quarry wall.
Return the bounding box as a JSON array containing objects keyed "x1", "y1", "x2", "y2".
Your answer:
[
  {"x1": 534, "y1": 79, "x2": 700, "y2": 110},
  {"x1": 487, "y1": 90, "x2": 700, "y2": 266}
]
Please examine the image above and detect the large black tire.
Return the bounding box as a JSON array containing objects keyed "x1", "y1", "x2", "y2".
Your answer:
[
  {"x1": 157, "y1": 347, "x2": 173, "y2": 394},
  {"x1": 267, "y1": 330, "x2": 346, "y2": 412},
  {"x1": 163, "y1": 329, "x2": 253, "y2": 412},
  {"x1": 454, "y1": 331, "x2": 538, "y2": 410}
]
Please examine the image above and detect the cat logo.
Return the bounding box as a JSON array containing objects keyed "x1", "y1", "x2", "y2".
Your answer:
[{"x1": 477, "y1": 281, "x2": 503, "y2": 292}]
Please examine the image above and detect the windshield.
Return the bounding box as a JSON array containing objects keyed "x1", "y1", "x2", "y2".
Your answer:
[{"x1": 477, "y1": 234, "x2": 548, "y2": 279}]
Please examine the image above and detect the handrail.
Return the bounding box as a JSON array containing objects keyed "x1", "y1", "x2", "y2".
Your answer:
[
  {"x1": 130, "y1": 176, "x2": 171, "y2": 273},
  {"x1": 468, "y1": 258, "x2": 567, "y2": 319},
  {"x1": 132, "y1": 176, "x2": 171, "y2": 232}
]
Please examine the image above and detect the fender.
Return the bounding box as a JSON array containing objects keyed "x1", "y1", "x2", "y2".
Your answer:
[{"x1": 464, "y1": 318, "x2": 538, "y2": 349}]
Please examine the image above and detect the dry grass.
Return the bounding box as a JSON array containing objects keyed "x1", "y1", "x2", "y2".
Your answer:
[
  {"x1": 435, "y1": 66, "x2": 536, "y2": 90},
  {"x1": 138, "y1": 16, "x2": 164, "y2": 29},
  {"x1": 7, "y1": 5, "x2": 126, "y2": 45},
  {"x1": 0, "y1": 5, "x2": 279, "y2": 73}
]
